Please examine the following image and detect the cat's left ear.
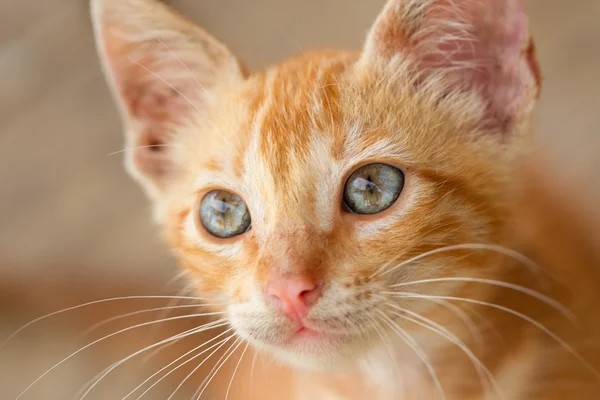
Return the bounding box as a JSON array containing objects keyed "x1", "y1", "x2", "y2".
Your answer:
[
  {"x1": 361, "y1": 0, "x2": 541, "y2": 133},
  {"x1": 92, "y1": 0, "x2": 246, "y2": 199}
]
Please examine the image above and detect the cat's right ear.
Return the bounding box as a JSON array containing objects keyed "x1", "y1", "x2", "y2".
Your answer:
[{"x1": 91, "y1": 0, "x2": 246, "y2": 199}]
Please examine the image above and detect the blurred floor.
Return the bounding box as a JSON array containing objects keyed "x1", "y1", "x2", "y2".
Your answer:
[{"x1": 0, "y1": 0, "x2": 599, "y2": 398}]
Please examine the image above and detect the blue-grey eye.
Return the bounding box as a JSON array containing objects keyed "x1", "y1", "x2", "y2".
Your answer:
[
  {"x1": 343, "y1": 163, "x2": 404, "y2": 214},
  {"x1": 200, "y1": 190, "x2": 251, "y2": 238}
]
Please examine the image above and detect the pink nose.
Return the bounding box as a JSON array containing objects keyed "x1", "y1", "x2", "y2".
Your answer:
[{"x1": 266, "y1": 276, "x2": 321, "y2": 320}]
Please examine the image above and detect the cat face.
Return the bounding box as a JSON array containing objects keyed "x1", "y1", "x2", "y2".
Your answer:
[{"x1": 93, "y1": 0, "x2": 540, "y2": 369}]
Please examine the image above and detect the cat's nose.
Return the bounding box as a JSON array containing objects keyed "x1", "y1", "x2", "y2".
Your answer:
[{"x1": 266, "y1": 276, "x2": 321, "y2": 320}]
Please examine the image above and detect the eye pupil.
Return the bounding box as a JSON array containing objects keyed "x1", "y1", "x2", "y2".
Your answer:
[
  {"x1": 367, "y1": 178, "x2": 375, "y2": 194},
  {"x1": 214, "y1": 197, "x2": 234, "y2": 215},
  {"x1": 200, "y1": 190, "x2": 251, "y2": 238},
  {"x1": 343, "y1": 163, "x2": 404, "y2": 215}
]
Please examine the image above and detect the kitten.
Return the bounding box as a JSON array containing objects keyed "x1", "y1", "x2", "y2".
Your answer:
[{"x1": 91, "y1": 0, "x2": 600, "y2": 399}]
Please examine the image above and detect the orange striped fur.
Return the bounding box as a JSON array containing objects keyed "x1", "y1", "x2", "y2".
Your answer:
[{"x1": 92, "y1": 0, "x2": 600, "y2": 398}]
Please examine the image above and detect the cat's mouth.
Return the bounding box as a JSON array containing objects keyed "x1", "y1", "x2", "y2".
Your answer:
[
  {"x1": 295, "y1": 326, "x2": 320, "y2": 338},
  {"x1": 288, "y1": 324, "x2": 347, "y2": 342},
  {"x1": 275, "y1": 328, "x2": 355, "y2": 369},
  {"x1": 230, "y1": 314, "x2": 357, "y2": 368}
]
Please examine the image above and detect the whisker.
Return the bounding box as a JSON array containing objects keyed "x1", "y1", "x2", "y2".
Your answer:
[
  {"x1": 426, "y1": 297, "x2": 485, "y2": 352},
  {"x1": 391, "y1": 277, "x2": 576, "y2": 324},
  {"x1": 129, "y1": 58, "x2": 205, "y2": 117},
  {"x1": 1, "y1": 295, "x2": 212, "y2": 351},
  {"x1": 387, "y1": 291, "x2": 600, "y2": 381},
  {"x1": 368, "y1": 251, "x2": 403, "y2": 280},
  {"x1": 383, "y1": 301, "x2": 501, "y2": 400},
  {"x1": 194, "y1": 338, "x2": 244, "y2": 400},
  {"x1": 225, "y1": 342, "x2": 249, "y2": 400},
  {"x1": 373, "y1": 243, "x2": 541, "y2": 279},
  {"x1": 164, "y1": 270, "x2": 191, "y2": 288},
  {"x1": 249, "y1": 348, "x2": 259, "y2": 392},
  {"x1": 79, "y1": 303, "x2": 221, "y2": 339},
  {"x1": 378, "y1": 310, "x2": 447, "y2": 400},
  {"x1": 80, "y1": 320, "x2": 228, "y2": 400},
  {"x1": 194, "y1": 336, "x2": 241, "y2": 397},
  {"x1": 368, "y1": 314, "x2": 401, "y2": 374},
  {"x1": 339, "y1": 313, "x2": 369, "y2": 336},
  {"x1": 156, "y1": 38, "x2": 207, "y2": 94},
  {"x1": 391, "y1": 310, "x2": 495, "y2": 400},
  {"x1": 73, "y1": 320, "x2": 225, "y2": 400},
  {"x1": 129, "y1": 328, "x2": 234, "y2": 400},
  {"x1": 167, "y1": 336, "x2": 238, "y2": 400},
  {"x1": 71, "y1": 323, "x2": 218, "y2": 400},
  {"x1": 369, "y1": 314, "x2": 408, "y2": 396},
  {"x1": 107, "y1": 144, "x2": 176, "y2": 156},
  {"x1": 145, "y1": 282, "x2": 197, "y2": 352},
  {"x1": 126, "y1": 57, "x2": 224, "y2": 137},
  {"x1": 140, "y1": 333, "x2": 189, "y2": 365},
  {"x1": 16, "y1": 312, "x2": 225, "y2": 399},
  {"x1": 468, "y1": 305, "x2": 508, "y2": 349}
]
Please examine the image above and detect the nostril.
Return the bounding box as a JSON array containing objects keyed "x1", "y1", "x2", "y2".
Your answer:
[{"x1": 299, "y1": 286, "x2": 321, "y2": 308}]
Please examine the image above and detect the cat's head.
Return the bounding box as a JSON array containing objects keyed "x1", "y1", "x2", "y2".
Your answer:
[{"x1": 93, "y1": 0, "x2": 540, "y2": 369}]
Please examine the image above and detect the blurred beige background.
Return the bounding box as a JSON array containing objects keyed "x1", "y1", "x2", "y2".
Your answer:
[
  {"x1": 0, "y1": 1, "x2": 599, "y2": 398},
  {"x1": 1, "y1": 0, "x2": 599, "y2": 284}
]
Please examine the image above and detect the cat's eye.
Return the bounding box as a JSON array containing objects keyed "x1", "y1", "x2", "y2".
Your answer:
[
  {"x1": 343, "y1": 163, "x2": 405, "y2": 215},
  {"x1": 199, "y1": 190, "x2": 251, "y2": 238}
]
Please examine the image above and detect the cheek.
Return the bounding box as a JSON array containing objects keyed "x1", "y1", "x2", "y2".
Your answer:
[
  {"x1": 170, "y1": 210, "x2": 262, "y2": 295},
  {"x1": 226, "y1": 270, "x2": 262, "y2": 304},
  {"x1": 176, "y1": 248, "x2": 243, "y2": 300},
  {"x1": 357, "y1": 195, "x2": 486, "y2": 280},
  {"x1": 180, "y1": 251, "x2": 264, "y2": 311}
]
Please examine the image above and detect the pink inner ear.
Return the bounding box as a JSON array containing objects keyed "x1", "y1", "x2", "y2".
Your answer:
[
  {"x1": 95, "y1": 0, "x2": 246, "y2": 191},
  {"x1": 122, "y1": 63, "x2": 193, "y2": 127},
  {"x1": 103, "y1": 36, "x2": 201, "y2": 182},
  {"x1": 103, "y1": 32, "x2": 199, "y2": 128},
  {"x1": 386, "y1": 0, "x2": 540, "y2": 130}
]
